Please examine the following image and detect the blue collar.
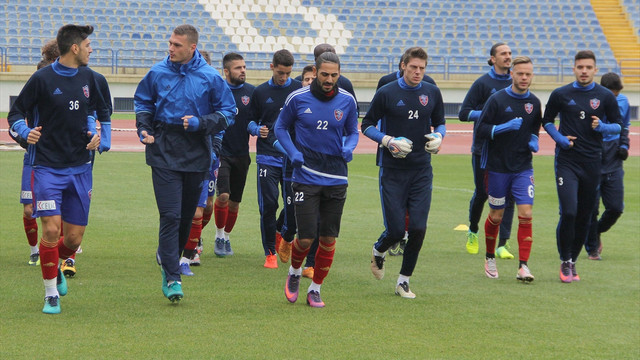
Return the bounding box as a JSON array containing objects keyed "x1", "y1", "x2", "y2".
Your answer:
[
  {"x1": 572, "y1": 81, "x2": 596, "y2": 91},
  {"x1": 268, "y1": 77, "x2": 292, "y2": 88},
  {"x1": 505, "y1": 86, "x2": 530, "y2": 99},
  {"x1": 51, "y1": 59, "x2": 78, "y2": 76},
  {"x1": 226, "y1": 82, "x2": 244, "y2": 90},
  {"x1": 488, "y1": 67, "x2": 511, "y2": 80},
  {"x1": 398, "y1": 76, "x2": 422, "y2": 90},
  {"x1": 395, "y1": 70, "x2": 402, "y2": 79}
]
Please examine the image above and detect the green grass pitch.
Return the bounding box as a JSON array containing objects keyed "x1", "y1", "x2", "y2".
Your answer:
[{"x1": 0, "y1": 152, "x2": 638, "y2": 359}]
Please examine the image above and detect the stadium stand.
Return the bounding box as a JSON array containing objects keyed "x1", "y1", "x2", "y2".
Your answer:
[{"x1": 0, "y1": 0, "x2": 635, "y2": 80}]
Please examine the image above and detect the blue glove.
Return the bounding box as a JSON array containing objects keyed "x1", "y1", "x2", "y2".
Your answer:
[
  {"x1": 247, "y1": 121, "x2": 260, "y2": 136},
  {"x1": 342, "y1": 147, "x2": 353, "y2": 162},
  {"x1": 544, "y1": 123, "x2": 571, "y2": 149},
  {"x1": 468, "y1": 110, "x2": 481, "y2": 122},
  {"x1": 528, "y1": 134, "x2": 539, "y2": 153},
  {"x1": 186, "y1": 117, "x2": 200, "y2": 132},
  {"x1": 98, "y1": 122, "x2": 111, "y2": 154},
  {"x1": 492, "y1": 117, "x2": 522, "y2": 138},
  {"x1": 290, "y1": 152, "x2": 304, "y2": 168},
  {"x1": 594, "y1": 120, "x2": 621, "y2": 136}
]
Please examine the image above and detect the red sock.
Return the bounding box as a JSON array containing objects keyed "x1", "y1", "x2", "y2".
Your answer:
[
  {"x1": 484, "y1": 216, "x2": 500, "y2": 255},
  {"x1": 404, "y1": 211, "x2": 409, "y2": 232},
  {"x1": 225, "y1": 209, "x2": 238, "y2": 233},
  {"x1": 185, "y1": 217, "x2": 202, "y2": 251},
  {"x1": 312, "y1": 239, "x2": 336, "y2": 285},
  {"x1": 290, "y1": 238, "x2": 311, "y2": 270},
  {"x1": 69, "y1": 253, "x2": 76, "y2": 260},
  {"x1": 202, "y1": 209, "x2": 213, "y2": 229},
  {"x1": 57, "y1": 237, "x2": 76, "y2": 260},
  {"x1": 23, "y1": 216, "x2": 38, "y2": 247},
  {"x1": 214, "y1": 202, "x2": 228, "y2": 230},
  {"x1": 517, "y1": 216, "x2": 533, "y2": 262},
  {"x1": 39, "y1": 241, "x2": 59, "y2": 280}
]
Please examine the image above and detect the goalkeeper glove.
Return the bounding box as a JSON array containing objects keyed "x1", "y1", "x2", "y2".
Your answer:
[
  {"x1": 424, "y1": 132, "x2": 442, "y2": 154},
  {"x1": 382, "y1": 135, "x2": 413, "y2": 158}
]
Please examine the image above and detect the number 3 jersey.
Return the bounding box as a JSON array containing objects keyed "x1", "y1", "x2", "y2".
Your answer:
[
  {"x1": 8, "y1": 61, "x2": 100, "y2": 168},
  {"x1": 362, "y1": 78, "x2": 446, "y2": 169},
  {"x1": 543, "y1": 81, "x2": 620, "y2": 162}
]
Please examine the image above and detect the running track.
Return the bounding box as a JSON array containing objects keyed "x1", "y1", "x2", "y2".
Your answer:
[{"x1": 1, "y1": 118, "x2": 638, "y2": 156}]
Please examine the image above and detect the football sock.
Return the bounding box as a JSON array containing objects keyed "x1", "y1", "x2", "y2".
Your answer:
[
  {"x1": 397, "y1": 274, "x2": 410, "y2": 286},
  {"x1": 57, "y1": 237, "x2": 76, "y2": 260},
  {"x1": 308, "y1": 281, "x2": 321, "y2": 294},
  {"x1": 373, "y1": 247, "x2": 385, "y2": 258},
  {"x1": 497, "y1": 238, "x2": 508, "y2": 247},
  {"x1": 484, "y1": 215, "x2": 500, "y2": 256},
  {"x1": 69, "y1": 253, "x2": 76, "y2": 260},
  {"x1": 179, "y1": 257, "x2": 190, "y2": 265},
  {"x1": 23, "y1": 216, "x2": 38, "y2": 247},
  {"x1": 30, "y1": 245, "x2": 38, "y2": 255},
  {"x1": 216, "y1": 227, "x2": 224, "y2": 239},
  {"x1": 225, "y1": 209, "x2": 238, "y2": 233},
  {"x1": 289, "y1": 265, "x2": 302, "y2": 276},
  {"x1": 290, "y1": 238, "x2": 311, "y2": 270},
  {"x1": 517, "y1": 216, "x2": 533, "y2": 262},
  {"x1": 44, "y1": 278, "x2": 58, "y2": 297},
  {"x1": 224, "y1": 231, "x2": 231, "y2": 241},
  {"x1": 187, "y1": 217, "x2": 202, "y2": 252},
  {"x1": 214, "y1": 202, "x2": 228, "y2": 230},
  {"x1": 312, "y1": 239, "x2": 335, "y2": 285},
  {"x1": 202, "y1": 209, "x2": 212, "y2": 229},
  {"x1": 519, "y1": 261, "x2": 527, "y2": 268},
  {"x1": 39, "y1": 241, "x2": 59, "y2": 280}
]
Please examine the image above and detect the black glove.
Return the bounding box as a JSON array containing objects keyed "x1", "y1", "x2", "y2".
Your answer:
[{"x1": 616, "y1": 147, "x2": 629, "y2": 160}]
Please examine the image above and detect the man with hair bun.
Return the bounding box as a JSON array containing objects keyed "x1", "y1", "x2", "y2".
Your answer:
[{"x1": 459, "y1": 42, "x2": 517, "y2": 260}]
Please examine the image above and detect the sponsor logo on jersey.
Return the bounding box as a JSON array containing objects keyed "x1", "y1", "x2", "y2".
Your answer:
[
  {"x1": 304, "y1": 108, "x2": 312, "y2": 114},
  {"x1": 334, "y1": 109, "x2": 343, "y2": 121},
  {"x1": 241, "y1": 95, "x2": 250, "y2": 105},
  {"x1": 396, "y1": 100, "x2": 405, "y2": 106},
  {"x1": 568, "y1": 99, "x2": 576, "y2": 105},
  {"x1": 53, "y1": 88, "x2": 62, "y2": 95},
  {"x1": 505, "y1": 106, "x2": 513, "y2": 112},
  {"x1": 419, "y1": 95, "x2": 428, "y2": 106},
  {"x1": 83, "y1": 85, "x2": 90, "y2": 98},
  {"x1": 266, "y1": 97, "x2": 274, "y2": 104},
  {"x1": 488, "y1": 195, "x2": 505, "y2": 207},
  {"x1": 37, "y1": 200, "x2": 56, "y2": 211},
  {"x1": 525, "y1": 103, "x2": 533, "y2": 114},
  {"x1": 21, "y1": 191, "x2": 32, "y2": 200},
  {"x1": 590, "y1": 98, "x2": 600, "y2": 110}
]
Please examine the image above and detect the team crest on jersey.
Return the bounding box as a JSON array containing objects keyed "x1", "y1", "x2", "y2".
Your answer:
[
  {"x1": 241, "y1": 95, "x2": 250, "y2": 106},
  {"x1": 82, "y1": 85, "x2": 90, "y2": 98},
  {"x1": 334, "y1": 109, "x2": 343, "y2": 121},
  {"x1": 525, "y1": 103, "x2": 533, "y2": 114},
  {"x1": 419, "y1": 94, "x2": 429, "y2": 106},
  {"x1": 590, "y1": 98, "x2": 600, "y2": 110}
]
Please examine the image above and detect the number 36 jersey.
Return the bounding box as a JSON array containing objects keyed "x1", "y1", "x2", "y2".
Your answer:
[{"x1": 8, "y1": 61, "x2": 100, "y2": 168}]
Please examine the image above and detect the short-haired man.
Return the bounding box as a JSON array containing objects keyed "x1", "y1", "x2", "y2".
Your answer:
[
  {"x1": 459, "y1": 43, "x2": 517, "y2": 259},
  {"x1": 209, "y1": 52, "x2": 257, "y2": 256},
  {"x1": 376, "y1": 52, "x2": 437, "y2": 90},
  {"x1": 543, "y1": 50, "x2": 621, "y2": 282},
  {"x1": 249, "y1": 49, "x2": 302, "y2": 268},
  {"x1": 474, "y1": 56, "x2": 542, "y2": 281},
  {"x1": 362, "y1": 47, "x2": 446, "y2": 298},
  {"x1": 276, "y1": 52, "x2": 359, "y2": 307},
  {"x1": 135, "y1": 24, "x2": 236, "y2": 301},
  {"x1": 584, "y1": 72, "x2": 630, "y2": 260},
  {"x1": 8, "y1": 24, "x2": 102, "y2": 314}
]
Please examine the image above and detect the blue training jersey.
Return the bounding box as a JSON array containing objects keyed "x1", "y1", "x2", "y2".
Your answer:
[
  {"x1": 458, "y1": 67, "x2": 512, "y2": 155},
  {"x1": 543, "y1": 81, "x2": 621, "y2": 162},
  {"x1": 250, "y1": 77, "x2": 302, "y2": 164},
  {"x1": 8, "y1": 61, "x2": 101, "y2": 168},
  {"x1": 376, "y1": 71, "x2": 437, "y2": 90},
  {"x1": 601, "y1": 93, "x2": 631, "y2": 173},
  {"x1": 362, "y1": 78, "x2": 446, "y2": 169},
  {"x1": 275, "y1": 87, "x2": 359, "y2": 186},
  {"x1": 221, "y1": 82, "x2": 255, "y2": 157},
  {"x1": 476, "y1": 87, "x2": 542, "y2": 173}
]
